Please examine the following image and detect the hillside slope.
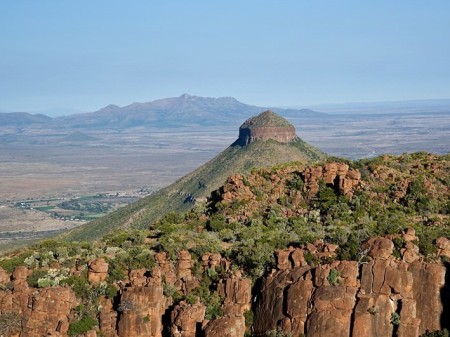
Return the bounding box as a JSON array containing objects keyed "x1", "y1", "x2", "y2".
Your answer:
[
  {"x1": 61, "y1": 110, "x2": 325, "y2": 241},
  {"x1": 63, "y1": 137, "x2": 325, "y2": 241}
]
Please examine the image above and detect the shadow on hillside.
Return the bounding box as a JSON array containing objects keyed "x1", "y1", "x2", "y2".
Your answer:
[{"x1": 441, "y1": 261, "x2": 450, "y2": 330}]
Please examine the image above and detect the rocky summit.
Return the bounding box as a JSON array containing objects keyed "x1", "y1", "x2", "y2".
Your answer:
[{"x1": 236, "y1": 110, "x2": 296, "y2": 145}]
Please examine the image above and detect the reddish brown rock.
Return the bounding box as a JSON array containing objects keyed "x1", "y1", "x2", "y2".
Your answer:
[
  {"x1": 117, "y1": 283, "x2": 166, "y2": 337},
  {"x1": 176, "y1": 250, "x2": 193, "y2": 281},
  {"x1": 276, "y1": 248, "x2": 293, "y2": 270},
  {"x1": 403, "y1": 227, "x2": 417, "y2": 242},
  {"x1": 302, "y1": 163, "x2": 361, "y2": 199},
  {"x1": 237, "y1": 110, "x2": 296, "y2": 145},
  {"x1": 0, "y1": 266, "x2": 10, "y2": 284},
  {"x1": 352, "y1": 294, "x2": 395, "y2": 337},
  {"x1": 12, "y1": 266, "x2": 30, "y2": 293},
  {"x1": 155, "y1": 252, "x2": 176, "y2": 285},
  {"x1": 401, "y1": 241, "x2": 421, "y2": 263},
  {"x1": 170, "y1": 301, "x2": 206, "y2": 337},
  {"x1": 99, "y1": 298, "x2": 119, "y2": 337},
  {"x1": 365, "y1": 237, "x2": 394, "y2": 260},
  {"x1": 202, "y1": 253, "x2": 227, "y2": 271},
  {"x1": 284, "y1": 276, "x2": 314, "y2": 335},
  {"x1": 291, "y1": 248, "x2": 306, "y2": 267},
  {"x1": 217, "y1": 174, "x2": 254, "y2": 204},
  {"x1": 306, "y1": 286, "x2": 358, "y2": 337},
  {"x1": 20, "y1": 287, "x2": 77, "y2": 337},
  {"x1": 218, "y1": 271, "x2": 252, "y2": 315},
  {"x1": 398, "y1": 298, "x2": 421, "y2": 337},
  {"x1": 253, "y1": 267, "x2": 313, "y2": 336},
  {"x1": 85, "y1": 331, "x2": 97, "y2": 337},
  {"x1": 409, "y1": 262, "x2": 446, "y2": 334},
  {"x1": 88, "y1": 258, "x2": 109, "y2": 284},
  {"x1": 203, "y1": 315, "x2": 245, "y2": 337},
  {"x1": 129, "y1": 269, "x2": 148, "y2": 287},
  {"x1": 436, "y1": 237, "x2": 450, "y2": 257}
]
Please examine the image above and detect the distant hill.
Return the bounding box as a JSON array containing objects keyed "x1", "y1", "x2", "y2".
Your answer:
[
  {"x1": 62, "y1": 111, "x2": 326, "y2": 241},
  {"x1": 54, "y1": 94, "x2": 322, "y2": 129},
  {"x1": 1, "y1": 95, "x2": 322, "y2": 131},
  {"x1": 0, "y1": 112, "x2": 52, "y2": 127}
]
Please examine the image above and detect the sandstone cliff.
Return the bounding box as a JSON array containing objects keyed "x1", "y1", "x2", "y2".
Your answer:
[{"x1": 1, "y1": 236, "x2": 449, "y2": 337}]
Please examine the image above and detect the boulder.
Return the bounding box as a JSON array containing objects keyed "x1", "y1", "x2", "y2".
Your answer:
[
  {"x1": 0, "y1": 266, "x2": 10, "y2": 284},
  {"x1": 170, "y1": 301, "x2": 206, "y2": 337},
  {"x1": 20, "y1": 287, "x2": 77, "y2": 337},
  {"x1": 203, "y1": 315, "x2": 245, "y2": 337},
  {"x1": 117, "y1": 284, "x2": 166, "y2": 337},
  {"x1": 88, "y1": 258, "x2": 109, "y2": 284}
]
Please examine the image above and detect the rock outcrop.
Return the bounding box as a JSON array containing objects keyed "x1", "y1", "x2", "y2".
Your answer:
[
  {"x1": 1, "y1": 234, "x2": 449, "y2": 337},
  {"x1": 236, "y1": 110, "x2": 296, "y2": 145},
  {"x1": 304, "y1": 162, "x2": 361, "y2": 198},
  {"x1": 88, "y1": 258, "x2": 109, "y2": 284},
  {"x1": 0, "y1": 268, "x2": 77, "y2": 337},
  {"x1": 170, "y1": 301, "x2": 206, "y2": 337},
  {"x1": 254, "y1": 235, "x2": 449, "y2": 337}
]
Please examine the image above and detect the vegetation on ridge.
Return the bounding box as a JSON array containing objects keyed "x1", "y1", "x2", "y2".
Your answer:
[
  {"x1": 1, "y1": 151, "x2": 450, "y2": 335},
  {"x1": 62, "y1": 137, "x2": 325, "y2": 242}
]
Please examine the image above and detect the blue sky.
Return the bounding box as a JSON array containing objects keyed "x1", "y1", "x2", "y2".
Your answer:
[{"x1": 1, "y1": 1, "x2": 450, "y2": 114}]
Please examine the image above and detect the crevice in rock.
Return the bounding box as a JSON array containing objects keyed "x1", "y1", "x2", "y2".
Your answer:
[
  {"x1": 370, "y1": 262, "x2": 375, "y2": 294},
  {"x1": 195, "y1": 321, "x2": 205, "y2": 337},
  {"x1": 161, "y1": 303, "x2": 175, "y2": 337},
  {"x1": 349, "y1": 295, "x2": 359, "y2": 337},
  {"x1": 392, "y1": 299, "x2": 402, "y2": 337},
  {"x1": 282, "y1": 283, "x2": 291, "y2": 320},
  {"x1": 441, "y1": 260, "x2": 450, "y2": 330}
]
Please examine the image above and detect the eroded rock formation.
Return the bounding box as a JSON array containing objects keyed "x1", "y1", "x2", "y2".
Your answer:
[
  {"x1": 236, "y1": 110, "x2": 296, "y2": 145},
  {"x1": 254, "y1": 235, "x2": 449, "y2": 337},
  {"x1": 1, "y1": 235, "x2": 449, "y2": 337}
]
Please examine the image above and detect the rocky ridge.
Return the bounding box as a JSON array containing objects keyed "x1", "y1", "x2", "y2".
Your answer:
[
  {"x1": 1, "y1": 152, "x2": 450, "y2": 336},
  {"x1": 1, "y1": 234, "x2": 449, "y2": 336}
]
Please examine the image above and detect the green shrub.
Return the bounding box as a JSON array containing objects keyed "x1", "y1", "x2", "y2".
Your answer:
[
  {"x1": 244, "y1": 310, "x2": 254, "y2": 327},
  {"x1": 0, "y1": 312, "x2": 22, "y2": 336},
  {"x1": 61, "y1": 274, "x2": 90, "y2": 299},
  {"x1": 327, "y1": 269, "x2": 340, "y2": 286},
  {"x1": 0, "y1": 256, "x2": 25, "y2": 273},
  {"x1": 105, "y1": 284, "x2": 118, "y2": 299},
  {"x1": 207, "y1": 215, "x2": 228, "y2": 232},
  {"x1": 420, "y1": 329, "x2": 449, "y2": 337},
  {"x1": 390, "y1": 312, "x2": 401, "y2": 326},
  {"x1": 68, "y1": 315, "x2": 97, "y2": 336},
  {"x1": 27, "y1": 269, "x2": 48, "y2": 287}
]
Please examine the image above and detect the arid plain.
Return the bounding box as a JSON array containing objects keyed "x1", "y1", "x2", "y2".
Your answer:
[{"x1": 1, "y1": 110, "x2": 449, "y2": 247}]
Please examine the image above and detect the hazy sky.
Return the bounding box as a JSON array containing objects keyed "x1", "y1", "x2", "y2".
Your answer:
[{"x1": 1, "y1": 1, "x2": 450, "y2": 114}]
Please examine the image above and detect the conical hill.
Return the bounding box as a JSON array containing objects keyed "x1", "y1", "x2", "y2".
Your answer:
[{"x1": 62, "y1": 111, "x2": 326, "y2": 241}]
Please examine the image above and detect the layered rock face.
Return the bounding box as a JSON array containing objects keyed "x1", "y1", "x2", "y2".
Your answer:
[
  {"x1": 236, "y1": 110, "x2": 296, "y2": 145},
  {"x1": 1, "y1": 236, "x2": 449, "y2": 337},
  {"x1": 253, "y1": 234, "x2": 449, "y2": 337},
  {"x1": 0, "y1": 267, "x2": 77, "y2": 337}
]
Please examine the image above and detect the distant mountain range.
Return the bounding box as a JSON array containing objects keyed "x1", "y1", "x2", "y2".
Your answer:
[
  {"x1": 0, "y1": 112, "x2": 52, "y2": 127},
  {"x1": 0, "y1": 94, "x2": 322, "y2": 130}
]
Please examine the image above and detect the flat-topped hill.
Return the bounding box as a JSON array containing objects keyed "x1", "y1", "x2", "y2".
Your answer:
[{"x1": 237, "y1": 110, "x2": 296, "y2": 145}]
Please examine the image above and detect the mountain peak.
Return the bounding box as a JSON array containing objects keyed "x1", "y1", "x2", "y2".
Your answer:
[
  {"x1": 99, "y1": 104, "x2": 120, "y2": 112},
  {"x1": 237, "y1": 110, "x2": 296, "y2": 145}
]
